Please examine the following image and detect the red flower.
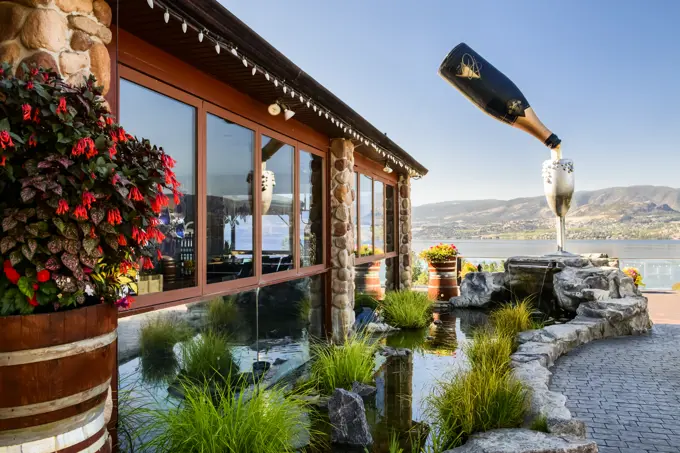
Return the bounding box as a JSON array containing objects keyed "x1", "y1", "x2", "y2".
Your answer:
[
  {"x1": 105, "y1": 116, "x2": 114, "y2": 126},
  {"x1": 131, "y1": 226, "x2": 148, "y2": 246},
  {"x1": 30, "y1": 68, "x2": 39, "y2": 77},
  {"x1": 0, "y1": 131, "x2": 14, "y2": 149},
  {"x1": 82, "y1": 191, "x2": 96, "y2": 209},
  {"x1": 42, "y1": 72, "x2": 49, "y2": 82},
  {"x1": 71, "y1": 137, "x2": 96, "y2": 158},
  {"x1": 21, "y1": 104, "x2": 32, "y2": 121},
  {"x1": 4, "y1": 266, "x2": 20, "y2": 285},
  {"x1": 89, "y1": 226, "x2": 96, "y2": 238},
  {"x1": 56, "y1": 199, "x2": 69, "y2": 215},
  {"x1": 142, "y1": 257, "x2": 154, "y2": 270},
  {"x1": 117, "y1": 128, "x2": 128, "y2": 142},
  {"x1": 173, "y1": 191, "x2": 181, "y2": 205},
  {"x1": 115, "y1": 295, "x2": 134, "y2": 309},
  {"x1": 128, "y1": 187, "x2": 144, "y2": 202},
  {"x1": 108, "y1": 146, "x2": 117, "y2": 158},
  {"x1": 37, "y1": 270, "x2": 50, "y2": 282},
  {"x1": 32, "y1": 283, "x2": 39, "y2": 290},
  {"x1": 117, "y1": 234, "x2": 127, "y2": 246},
  {"x1": 26, "y1": 81, "x2": 34, "y2": 90},
  {"x1": 107, "y1": 208, "x2": 122, "y2": 225},
  {"x1": 111, "y1": 173, "x2": 120, "y2": 185},
  {"x1": 161, "y1": 153, "x2": 176, "y2": 169},
  {"x1": 0, "y1": 68, "x2": 4, "y2": 76},
  {"x1": 4, "y1": 260, "x2": 12, "y2": 270},
  {"x1": 27, "y1": 294, "x2": 38, "y2": 307},
  {"x1": 150, "y1": 193, "x2": 169, "y2": 214},
  {"x1": 32, "y1": 108, "x2": 40, "y2": 124},
  {"x1": 156, "y1": 249, "x2": 162, "y2": 261},
  {"x1": 73, "y1": 205, "x2": 88, "y2": 220},
  {"x1": 56, "y1": 97, "x2": 67, "y2": 115},
  {"x1": 27, "y1": 134, "x2": 37, "y2": 147}
]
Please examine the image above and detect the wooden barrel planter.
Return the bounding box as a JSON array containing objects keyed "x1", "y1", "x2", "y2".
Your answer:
[
  {"x1": 427, "y1": 260, "x2": 460, "y2": 301},
  {"x1": 0, "y1": 304, "x2": 117, "y2": 453},
  {"x1": 355, "y1": 261, "x2": 383, "y2": 299}
]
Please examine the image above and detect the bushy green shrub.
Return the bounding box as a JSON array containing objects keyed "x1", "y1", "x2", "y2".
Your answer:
[
  {"x1": 464, "y1": 329, "x2": 513, "y2": 372},
  {"x1": 490, "y1": 299, "x2": 534, "y2": 340},
  {"x1": 380, "y1": 290, "x2": 432, "y2": 329},
  {"x1": 310, "y1": 332, "x2": 379, "y2": 394},
  {"x1": 140, "y1": 380, "x2": 313, "y2": 453},
  {"x1": 180, "y1": 330, "x2": 238, "y2": 384},
  {"x1": 428, "y1": 364, "x2": 527, "y2": 448}
]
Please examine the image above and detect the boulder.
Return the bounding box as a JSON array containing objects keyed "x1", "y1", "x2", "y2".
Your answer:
[
  {"x1": 554, "y1": 266, "x2": 641, "y2": 313},
  {"x1": 328, "y1": 389, "x2": 372, "y2": 447},
  {"x1": 351, "y1": 381, "x2": 377, "y2": 402},
  {"x1": 16, "y1": 51, "x2": 58, "y2": 77},
  {"x1": 452, "y1": 272, "x2": 508, "y2": 308},
  {"x1": 93, "y1": 0, "x2": 112, "y2": 27},
  {"x1": 0, "y1": 42, "x2": 21, "y2": 68},
  {"x1": 21, "y1": 8, "x2": 68, "y2": 52},
  {"x1": 443, "y1": 429, "x2": 597, "y2": 453},
  {"x1": 89, "y1": 42, "x2": 110, "y2": 95},
  {"x1": 0, "y1": 2, "x2": 30, "y2": 42},
  {"x1": 380, "y1": 346, "x2": 411, "y2": 358},
  {"x1": 70, "y1": 30, "x2": 94, "y2": 51}
]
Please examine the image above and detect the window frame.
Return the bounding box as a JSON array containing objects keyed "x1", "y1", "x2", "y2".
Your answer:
[{"x1": 118, "y1": 65, "x2": 328, "y2": 312}]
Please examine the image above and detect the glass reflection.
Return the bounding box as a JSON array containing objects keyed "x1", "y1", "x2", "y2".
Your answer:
[
  {"x1": 120, "y1": 79, "x2": 197, "y2": 293},
  {"x1": 386, "y1": 185, "x2": 395, "y2": 254},
  {"x1": 206, "y1": 114, "x2": 255, "y2": 284},
  {"x1": 261, "y1": 136, "x2": 294, "y2": 274},
  {"x1": 300, "y1": 151, "x2": 323, "y2": 267},
  {"x1": 374, "y1": 181, "x2": 385, "y2": 254},
  {"x1": 360, "y1": 175, "x2": 373, "y2": 256},
  {"x1": 353, "y1": 172, "x2": 359, "y2": 256}
]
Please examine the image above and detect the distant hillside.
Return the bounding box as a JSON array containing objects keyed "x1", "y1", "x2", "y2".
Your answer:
[{"x1": 412, "y1": 186, "x2": 680, "y2": 240}]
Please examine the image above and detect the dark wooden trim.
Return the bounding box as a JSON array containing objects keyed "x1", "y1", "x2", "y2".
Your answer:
[
  {"x1": 0, "y1": 392, "x2": 107, "y2": 431},
  {"x1": 354, "y1": 152, "x2": 398, "y2": 185}
]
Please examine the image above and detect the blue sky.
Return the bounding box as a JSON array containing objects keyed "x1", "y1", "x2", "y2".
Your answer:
[{"x1": 223, "y1": 0, "x2": 680, "y2": 206}]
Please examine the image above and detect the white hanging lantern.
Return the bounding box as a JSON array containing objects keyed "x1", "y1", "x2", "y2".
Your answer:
[
  {"x1": 163, "y1": 9, "x2": 169, "y2": 23},
  {"x1": 198, "y1": 30, "x2": 204, "y2": 42},
  {"x1": 182, "y1": 21, "x2": 187, "y2": 33},
  {"x1": 215, "y1": 43, "x2": 220, "y2": 54}
]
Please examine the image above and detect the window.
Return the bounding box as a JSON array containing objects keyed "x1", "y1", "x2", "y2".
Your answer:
[
  {"x1": 374, "y1": 181, "x2": 384, "y2": 254},
  {"x1": 359, "y1": 175, "x2": 373, "y2": 256},
  {"x1": 119, "y1": 79, "x2": 197, "y2": 294},
  {"x1": 206, "y1": 114, "x2": 255, "y2": 284},
  {"x1": 353, "y1": 173, "x2": 359, "y2": 255},
  {"x1": 300, "y1": 151, "x2": 324, "y2": 268},
  {"x1": 261, "y1": 136, "x2": 294, "y2": 275}
]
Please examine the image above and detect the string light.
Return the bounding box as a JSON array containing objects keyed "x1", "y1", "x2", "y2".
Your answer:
[{"x1": 150, "y1": 0, "x2": 420, "y2": 177}]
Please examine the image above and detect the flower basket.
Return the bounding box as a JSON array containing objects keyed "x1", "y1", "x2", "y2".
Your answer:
[{"x1": 427, "y1": 260, "x2": 460, "y2": 301}]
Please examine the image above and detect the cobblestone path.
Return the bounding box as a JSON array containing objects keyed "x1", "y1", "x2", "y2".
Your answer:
[{"x1": 550, "y1": 324, "x2": 680, "y2": 453}]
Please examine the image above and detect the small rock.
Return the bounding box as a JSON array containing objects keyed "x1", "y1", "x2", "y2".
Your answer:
[
  {"x1": 273, "y1": 358, "x2": 287, "y2": 366},
  {"x1": 365, "y1": 322, "x2": 399, "y2": 333},
  {"x1": 351, "y1": 382, "x2": 377, "y2": 401},
  {"x1": 443, "y1": 429, "x2": 597, "y2": 453},
  {"x1": 433, "y1": 319, "x2": 443, "y2": 325},
  {"x1": 380, "y1": 346, "x2": 411, "y2": 357},
  {"x1": 452, "y1": 272, "x2": 508, "y2": 308},
  {"x1": 328, "y1": 389, "x2": 372, "y2": 447}
]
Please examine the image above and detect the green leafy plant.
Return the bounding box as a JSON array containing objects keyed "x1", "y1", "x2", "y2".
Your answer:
[
  {"x1": 359, "y1": 244, "x2": 384, "y2": 257},
  {"x1": 530, "y1": 415, "x2": 550, "y2": 433},
  {"x1": 411, "y1": 252, "x2": 426, "y2": 286},
  {"x1": 206, "y1": 295, "x2": 239, "y2": 331},
  {"x1": 419, "y1": 243, "x2": 459, "y2": 264},
  {"x1": 622, "y1": 266, "x2": 645, "y2": 287},
  {"x1": 460, "y1": 260, "x2": 478, "y2": 278},
  {"x1": 0, "y1": 63, "x2": 181, "y2": 315},
  {"x1": 310, "y1": 331, "x2": 379, "y2": 394},
  {"x1": 464, "y1": 329, "x2": 513, "y2": 372},
  {"x1": 380, "y1": 290, "x2": 433, "y2": 329},
  {"x1": 427, "y1": 364, "x2": 527, "y2": 448},
  {"x1": 140, "y1": 315, "x2": 193, "y2": 357},
  {"x1": 180, "y1": 330, "x2": 238, "y2": 384},
  {"x1": 139, "y1": 380, "x2": 314, "y2": 453},
  {"x1": 489, "y1": 299, "x2": 534, "y2": 340}
]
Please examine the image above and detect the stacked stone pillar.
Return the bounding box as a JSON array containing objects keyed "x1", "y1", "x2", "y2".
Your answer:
[
  {"x1": 330, "y1": 138, "x2": 356, "y2": 343},
  {"x1": 0, "y1": 0, "x2": 112, "y2": 96},
  {"x1": 398, "y1": 175, "x2": 412, "y2": 289}
]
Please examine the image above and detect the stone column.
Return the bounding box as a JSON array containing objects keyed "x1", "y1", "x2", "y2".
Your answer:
[
  {"x1": 330, "y1": 138, "x2": 355, "y2": 343},
  {"x1": 398, "y1": 175, "x2": 412, "y2": 289},
  {"x1": 0, "y1": 0, "x2": 112, "y2": 95}
]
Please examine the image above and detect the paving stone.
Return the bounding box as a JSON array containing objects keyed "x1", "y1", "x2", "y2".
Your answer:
[{"x1": 550, "y1": 324, "x2": 680, "y2": 453}]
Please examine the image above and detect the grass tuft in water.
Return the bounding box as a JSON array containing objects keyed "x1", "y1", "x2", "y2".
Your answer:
[
  {"x1": 380, "y1": 290, "x2": 433, "y2": 329},
  {"x1": 489, "y1": 299, "x2": 534, "y2": 340},
  {"x1": 464, "y1": 329, "x2": 513, "y2": 372},
  {"x1": 427, "y1": 363, "x2": 528, "y2": 449},
  {"x1": 206, "y1": 296, "x2": 239, "y2": 331},
  {"x1": 139, "y1": 380, "x2": 314, "y2": 453},
  {"x1": 310, "y1": 331, "x2": 379, "y2": 394},
  {"x1": 530, "y1": 414, "x2": 550, "y2": 433},
  {"x1": 140, "y1": 316, "x2": 193, "y2": 359},
  {"x1": 180, "y1": 330, "x2": 238, "y2": 384}
]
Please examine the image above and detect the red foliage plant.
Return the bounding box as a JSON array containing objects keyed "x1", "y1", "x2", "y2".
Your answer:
[{"x1": 0, "y1": 63, "x2": 180, "y2": 315}]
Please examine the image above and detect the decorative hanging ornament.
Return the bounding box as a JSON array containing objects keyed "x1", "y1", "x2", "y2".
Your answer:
[
  {"x1": 324, "y1": 112, "x2": 329, "y2": 119},
  {"x1": 215, "y1": 43, "x2": 221, "y2": 54},
  {"x1": 290, "y1": 90, "x2": 295, "y2": 98},
  {"x1": 182, "y1": 21, "x2": 187, "y2": 33},
  {"x1": 147, "y1": 0, "x2": 153, "y2": 8},
  {"x1": 306, "y1": 101, "x2": 310, "y2": 108},
  {"x1": 274, "y1": 79, "x2": 279, "y2": 87},
  {"x1": 198, "y1": 30, "x2": 204, "y2": 42},
  {"x1": 164, "y1": 9, "x2": 169, "y2": 23},
  {"x1": 242, "y1": 58, "x2": 248, "y2": 67},
  {"x1": 283, "y1": 86, "x2": 287, "y2": 94},
  {"x1": 265, "y1": 72, "x2": 270, "y2": 81},
  {"x1": 313, "y1": 105, "x2": 317, "y2": 112},
  {"x1": 252, "y1": 66, "x2": 257, "y2": 76},
  {"x1": 231, "y1": 47, "x2": 238, "y2": 57},
  {"x1": 300, "y1": 95, "x2": 304, "y2": 103}
]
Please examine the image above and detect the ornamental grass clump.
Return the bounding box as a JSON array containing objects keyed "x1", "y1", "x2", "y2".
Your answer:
[
  {"x1": 0, "y1": 63, "x2": 181, "y2": 315},
  {"x1": 310, "y1": 331, "x2": 379, "y2": 394},
  {"x1": 180, "y1": 330, "x2": 238, "y2": 385},
  {"x1": 490, "y1": 299, "x2": 534, "y2": 340},
  {"x1": 140, "y1": 380, "x2": 314, "y2": 453},
  {"x1": 140, "y1": 315, "x2": 193, "y2": 359},
  {"x1": 464, "y1": 328, "x2": 513, "y2": 372},
  {"x1": 206, "y1": 295, "x2": 239, "y2": 331},
  {"x1": 380, "y1": 290, "x2": 433, "y2": 329}
]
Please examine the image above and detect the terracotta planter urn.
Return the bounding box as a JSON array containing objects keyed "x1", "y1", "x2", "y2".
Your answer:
[
  {"x1": 0, "y1": 304, "x2": 117, "y2": 452},
  {"x1": 427, "y1": 260, "x2": 460, "y2": 301}
]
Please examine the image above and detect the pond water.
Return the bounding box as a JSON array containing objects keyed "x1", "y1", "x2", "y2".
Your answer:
[{"x1": 117, "y1": 304, "x2": 490, "y2": 452}]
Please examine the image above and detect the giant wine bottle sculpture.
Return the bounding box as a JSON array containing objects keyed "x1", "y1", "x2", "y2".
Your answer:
[
  {"x1": 439, "y1": 43, "x2": 562, "y2": 159},
  {"x1": 439, "y1": 43, "x2": 574, "y2": 254}
]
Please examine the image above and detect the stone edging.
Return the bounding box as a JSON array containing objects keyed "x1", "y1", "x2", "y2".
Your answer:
[{"x1": 445, "y1": 295, "x2": 652, "y2": 452}]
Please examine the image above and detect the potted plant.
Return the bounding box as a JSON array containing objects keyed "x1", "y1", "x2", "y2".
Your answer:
[
  {"x1": 0, "y1": 63, "x2": 180, "y2": 450},
  {"x1": 419, "y1": 243, "x2": 461, "y2": 300},
  {"x1": 355, "y1": 245, "x2": 384, "y2": 298},
  {"x1": 622, "y1": 267, "x2": 645, "y2": 289}
]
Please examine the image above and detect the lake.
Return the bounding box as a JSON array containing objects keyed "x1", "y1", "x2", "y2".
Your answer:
[{"x1": 412, "y1": 239, "x2": 680, "y2": 290}]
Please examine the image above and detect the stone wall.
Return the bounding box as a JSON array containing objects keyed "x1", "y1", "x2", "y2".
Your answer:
[
  {"x1": 0, "y1": 0, "x2": 111, "y2": 95},
  {"x1": 330, "y1": 138, "x2": 356, "y2": 342},
  {"x1": 398, "y1": 175, "x2": 412, "y2": 289}
]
